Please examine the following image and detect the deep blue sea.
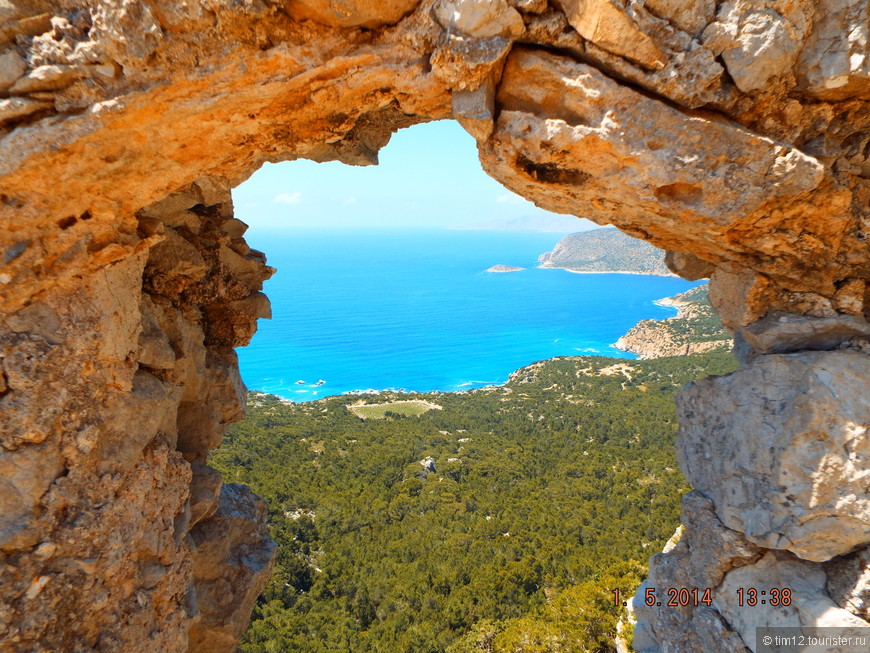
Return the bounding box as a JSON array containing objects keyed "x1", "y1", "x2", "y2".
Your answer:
[{"x1": 237, "y1": 229, "x2": 700, "y2": 401}]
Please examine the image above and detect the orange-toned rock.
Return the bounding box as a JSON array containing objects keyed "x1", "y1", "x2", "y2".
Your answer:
[
  {"x1": 554, "y1": 0, "x2": 668, "y2": 70},
  {"x1": 289, "y1": 0, "x2": 420, "y2": 29},
  {"x1": 479, "y1": 48, "x2": 855, "y2": 298},
  {"x1": 0, "y1": 1, "x2": 869, "y2": 650}
]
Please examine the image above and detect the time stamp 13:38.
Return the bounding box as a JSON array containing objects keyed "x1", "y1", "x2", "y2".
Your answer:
[{"x1": 611, "y1": 587, "x2": 793, "y2": 608}]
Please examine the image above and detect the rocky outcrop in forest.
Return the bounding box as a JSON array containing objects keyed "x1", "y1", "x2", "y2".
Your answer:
[{"x1": 1, "y1": 0, "x2": 869, "y2": 651}]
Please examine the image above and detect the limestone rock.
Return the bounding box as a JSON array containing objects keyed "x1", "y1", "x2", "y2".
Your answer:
[
  {"x1": 480, "y1": 48, "x2": 829, "y2": 289},
  {"x1": 0, "y1": 97, "x2": 51, "y2": 124},
  {"x1": 220, "y1": 218, "x2": 248, "y2": 240},
  {"x1": 189, "y1": 464, "x2": 223, "y2": 527},
  {"x1": 140, "y1": 189, "x2": 204, "y2": 220},
  {"x1": 554, "y1": 0, "x2": 668, "y2": 70},
  {"x1": 677, "y1": 350, "x2": 870, "y2": 561},
  {"x1": 144, "y1": 228, "x2": 208, "y2": 296},
  {"x1": 0, "y1": 437, "x2": 195, "y2": 651},
  {"x1": 644, "y1": 0, "x2": 717, "y2": 36},
  {"x1": 434, "y1": 0, "x2": 524, "y2": 39},
  {"x1": 702, "y1": 1, "x2": 811, "y2": 93},
  {"x1": 217, "y1": 245, "x2": 272, "y2": 295},
  {"x1": 100, "y1": 369, "x2": 182, "y2": 472},
  {"x1": 0, "y1": 182, "x2": 273, "y2": 650},
  {"x1": 715, "y1": 551, "x2": 870, "y2": 643},
  {"x1": 203, "y1": 291, "x2": 272, "y2": 348},
  {"x1": 665, "y1": 251, "x2": 715, "y2": 281},
  {"x1": 138, "y1": 295, "x2": 176, "y2": 370},
  {"x1": 632, "y1": 492, "x2": 760, "y2": 652},
  {"x1": 8, "y1": 64, "x2": 83, "y2": 94},
  {"x1": 796, "y1": 0, "x2": 870, "y2": 100},
  {"x1": 0, "y1": 440, "x2": 63, "y2": 552},
  {"x1": 430, "y1": 33, "x2": 512, "y2": 91},
  {"x1": 508, "y1": 0, "x2": 548, "y2": 14},
  {"x1": 452, "y1": 73, "x2": 496, "y2": 140},
  {"x1": 708, "y1": 266, "x2": 775, "y2": 328},
  {"x1": 188, "y1": 484, "x2": 277, "y2": 653},
  {"x1": 827, "y1": 546, "x2": 870, "y2": 620},
  {"x1": 0, "y1": 49, "x2": 25, "y2": 91},
  {"x1": 176, "y1": 401, "x2": 224, "y2": 457},
  {"x1": 525, "y1": 8, "x2": 725, "y2": 108},
  {"x1": 0, "y1": 1, "x2": 868, "y2": 650},
  {"x1": 0, "y1": 1, "x2": 23, "y2": 23},
  {"x1": 289, "y1": 0, "x2": 420, "y2": 29},
  {"x1": 833, "y1": 279, "x2": 866, "y2": 315},
  {"x1": 90, "y1": 0, "x2": 163, "y2": 71},
  {"x1": 204, "y1": 348, "x2": 248, "y2": 425},
  {"x1": 738, "y1": 312, "x2": 870, "y2": 355}
]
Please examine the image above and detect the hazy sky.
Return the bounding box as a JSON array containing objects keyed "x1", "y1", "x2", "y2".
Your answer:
[{"x1": 232, "y1": 119, "x2": 596, "y2": 231}]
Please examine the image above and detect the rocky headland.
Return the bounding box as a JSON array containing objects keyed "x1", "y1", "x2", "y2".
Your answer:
[
  {"x1": 539, "y1": 227, "x2": 673, "y2": 276},
  {"x1": 615, "y1": 285, "x2": 733, "y2": 359}
]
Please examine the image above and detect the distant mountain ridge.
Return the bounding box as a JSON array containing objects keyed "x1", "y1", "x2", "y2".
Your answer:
[{"x1": 539, "y1": 227, "x2": 672, "y2": 276}]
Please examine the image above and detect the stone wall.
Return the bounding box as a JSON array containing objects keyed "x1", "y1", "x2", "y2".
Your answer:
[{"x1": 0, "y1": 1, "x2": 868, "y2": 651}]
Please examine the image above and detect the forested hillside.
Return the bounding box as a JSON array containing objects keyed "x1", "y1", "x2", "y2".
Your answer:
[
  {"x1": 213, "y1": 351, "x2": 738, "y2": 653},
  {"x1": 539, "y1": 228, "x2": 671, "y2": 276}
]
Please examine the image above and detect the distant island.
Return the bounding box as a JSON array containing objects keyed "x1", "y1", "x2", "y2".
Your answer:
[
  {"x1": 614, "y1": 284, "x2": 732, "y2": 358},
  {"x1": 539, "y1": 227, "x2": 673, "y2": 276},
  {"x1": 486, "y1": 264, "x2": 525, "y2": 273}
]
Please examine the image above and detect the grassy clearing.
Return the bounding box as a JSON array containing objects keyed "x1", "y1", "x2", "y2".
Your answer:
[{"x1": 347, "y1": 400, "x2": 442, "y2": 420}]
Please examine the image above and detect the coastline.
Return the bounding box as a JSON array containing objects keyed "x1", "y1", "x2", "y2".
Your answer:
[
  {"x1": 613, "y1": 286, "x2": 731, "y2": 358},
  {"x1": 612, "y1": 294, "x2": 688, "y2": 355},
  {"x1": 538, "y1": 264, "x2": 677, "y2": 278}
]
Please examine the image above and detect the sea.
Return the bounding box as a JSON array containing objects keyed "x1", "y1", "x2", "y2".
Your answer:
[{"x1": 237, "y1": 229, "x2": 702, "y2": 401}]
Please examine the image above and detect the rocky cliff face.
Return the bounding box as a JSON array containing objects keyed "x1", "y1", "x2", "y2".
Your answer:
[
  {"x1": 615, "y1": 285, "x2": 733, "y2": 359},
  {"x1": 1, "y1": 180, "x2": 276, "y2": 651},
  {"x1": 1, "y1": 1, "x2": 868, "y2": 651},
  {"x1": 615, "y1": 323, "x2": 729, "y2": 359}
]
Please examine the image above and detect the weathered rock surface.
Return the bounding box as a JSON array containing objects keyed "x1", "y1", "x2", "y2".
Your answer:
[
  {"x1": 478, "y1": 47, "x2": 864, "y2": 300},
  {"x1": 737, "y1": 312, "x2": 870, "y2": 357},
  {"x1": 1, "y1": 184, "x2": 275, "y2": 651},
  {"x1": 554, "y1": 0, "x2": 668, "y2": 70},
  {"x1": 827, "y1": 547, "x2": 870, "y2": 620},
  {"x1": 664, "y1": 251, "x2": 715, "y2": 282},
  {"x1": 0, "y1": 0, "x2": 868, "y2": 650},
  {"x1": 289, "y1": 0, "x2": 421, "y2": 29},
  {"x1": 796, "y1": 0, "x2": 870, "y2": 100},
  {"x1": 703, "y1": 1, "x2": 812, "y2": 93},
  {"x1": 677, "y1": 350, "x2": 870, "y2": 562},
  {"x1": 635, "y1": 494, "x2": 870, "y2": 652},
  {"x1": 715, "y1": 551, "x2": 870, "y2": 644},
  {"x1": 633, "y1": 492, "x2": 761, "y2": 652},
  {"x1": 187, "y1": 484, "x2": 276, "y2": 653}
]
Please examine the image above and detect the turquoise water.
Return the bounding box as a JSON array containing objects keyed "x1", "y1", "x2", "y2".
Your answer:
[{"x1": 237, "y1": 229, "x2": 700, "y2": 401}]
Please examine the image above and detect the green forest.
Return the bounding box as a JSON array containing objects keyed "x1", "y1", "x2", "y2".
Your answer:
[
  {"x1": 656, "y1": 285, "x2": 730, "y2": 344},
  {"x1": 212, "y1": 350, "x2": 738, "y2": 653}
]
